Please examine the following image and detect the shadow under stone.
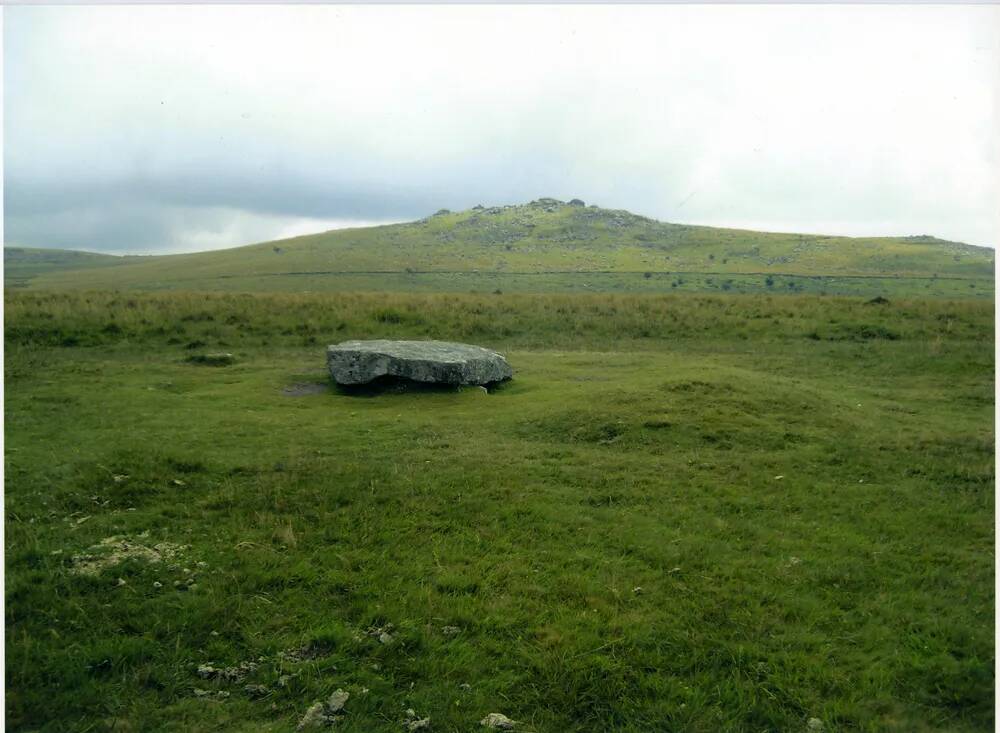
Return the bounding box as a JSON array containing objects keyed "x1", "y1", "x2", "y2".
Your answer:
[{"x1": 333, "y1": 375, "x2": 511, "y2": 397}]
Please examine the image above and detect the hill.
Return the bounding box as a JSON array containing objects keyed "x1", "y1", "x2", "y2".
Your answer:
[
  {"x1": 3, "y1": 247, "x2": 148, "y2": 289},
  {"x1": 7, "y1": 199, "x2": 995, "y2": 297}
]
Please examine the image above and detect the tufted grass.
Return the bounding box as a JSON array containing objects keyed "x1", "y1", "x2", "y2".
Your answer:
[
  {"x1": 6, "y1": 201, "x2": 994, "y2": 298},
  {"x1": 4, "y1": 290, "x2": 994, "y2": 731}
]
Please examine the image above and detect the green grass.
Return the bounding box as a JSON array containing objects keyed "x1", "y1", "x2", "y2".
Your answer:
[
  {"x1": 7, "y1": 199, "x2": 994, "y2": 297},
  {"x1": 4, "y1": 290, "x2": 994, "y2": 731},
  {"x1": 3, "y1": 247, "x2": 147, "y2": 289}
]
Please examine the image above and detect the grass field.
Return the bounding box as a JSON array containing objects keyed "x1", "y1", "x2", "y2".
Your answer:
[
  {"x1": 6, "y1": 200, "x2": 994, "y2": 298},
  {"x1": 3, "y1": 248, "x2": 145, "y2": 290},
  {"x1": 4, "y1": 290, "x2": 994, "y2": 731}
]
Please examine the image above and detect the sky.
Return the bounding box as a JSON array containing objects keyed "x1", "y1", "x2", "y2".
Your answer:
[{"x1": 4, "y1": 4, "x2": 999, "y2": 254}]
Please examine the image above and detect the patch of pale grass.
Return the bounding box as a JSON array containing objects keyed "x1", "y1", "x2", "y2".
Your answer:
[{"x1": 69, "y1": 534, "x2": 189, "y2": 576}]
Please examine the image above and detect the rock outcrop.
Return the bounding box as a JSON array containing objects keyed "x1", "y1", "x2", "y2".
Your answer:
[{"x1": 327, "y1": 340, "x2": 513, "y2": 386}]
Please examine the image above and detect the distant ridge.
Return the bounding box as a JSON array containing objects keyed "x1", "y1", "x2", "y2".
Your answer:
[{"x1": 5, "y1": 199, "x2": 994, "y2": 298}]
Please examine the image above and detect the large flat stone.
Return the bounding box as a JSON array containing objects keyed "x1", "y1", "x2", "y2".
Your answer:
[{"x1": 326, "y1": 339, "x2": 513, "y2": 386}]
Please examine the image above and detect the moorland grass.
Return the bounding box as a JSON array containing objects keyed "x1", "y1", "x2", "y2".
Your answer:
[
  {"x1": 4, "y1": 290, "x2": 994, "y2": 732},
  {"x1": 7, "y1": 201, "x2": 994, "y2": 297}
]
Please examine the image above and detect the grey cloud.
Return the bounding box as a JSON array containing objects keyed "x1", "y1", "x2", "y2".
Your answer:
[{"x1": 4, "y1": 4, "x2": 998, "y2": 252}]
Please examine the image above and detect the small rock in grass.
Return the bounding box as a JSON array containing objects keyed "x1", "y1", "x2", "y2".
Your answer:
[
  {"x1": 193, "y1": 689, "x2": 230, "y2": 700},
  {"x1": 244, "y1": 684, "x2": 269, "y2": 698},
  {"x1": 403, "y1": 708, "x2": 431, "y2": 730},
  {"x1": 278, "y1": 643, "x2": 329, "y2": 663},
  {"x1": 441, "y1": 626, "x2": 462, "y2": 635},
  {"x1": 297, "y1": 702, "x2": 333, "y2": 730},
  {"x1": 197, "y1": 660, "x2": 258, "y2": 682},
  {"x1": 481, "y1": 713, "x2": 517, "y2": 729},
  {"x1": 632, "y1": 586, "x2": 642, "y2": 595},
  {"x1": 378, "y1": 631, "x2": 394, "y2": 645},
  {"x1": 807, "y1": 719, "x2": 824, "y2": 731},
  {"x1": 327, "y1": 689, "x2": 349, "y2": 713}
]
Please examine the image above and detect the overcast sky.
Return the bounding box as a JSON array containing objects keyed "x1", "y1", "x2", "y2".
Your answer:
[{"x1": 4, "y1": 4, "x2": 999, "y2": 254}]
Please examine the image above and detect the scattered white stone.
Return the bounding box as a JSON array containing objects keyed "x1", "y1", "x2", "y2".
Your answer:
[
  {"x1": 441, "y1": 626, "x2": 462, "y2": 636},
  {"x1": 378, "y1": 632, "x2": 394, "y2": 645},
  {"x1": 632, "y1": 587, "x2": 643, "y2": 595},
  {"x1": 244, "y1": 683, "x2": 269, "y2": 698},
  {"x1": 116, "y1": 578, "x2": 127, "y2": 587},
  {"x1": 297, "y1": 702, "x2": 332, "y2": 730},
  {"x1": 403, "y1": 708, "x2": 431, "y2": 730},
  {"x1": 197, "y1": 660, "x2": 258, "y2": 682},
  {"x1": 327, "y1": 689, "x2": 349, "y2": 713},
  {"x1": 481, "y1": 713, "x2": 517, "y2": 729},
  {"x1": 153, "y1": 581, "x2": 163, "y2": 589},
  {"x1": 193, "y1": 688, "x2": 230, "y2": 701},
  {"x1": 774, "y1": 475, "x2": 784, "y2": 480},
  {"x1": 69, "y1": 536, "x2": 189, "y2": 576},
  {"x1": 807, "y1": 718, "x2": 824, "y2": 732}
]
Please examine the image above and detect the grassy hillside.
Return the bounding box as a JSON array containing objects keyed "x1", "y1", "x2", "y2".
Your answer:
[
  {"x1": 9, "y1": 199, "x2": 995, "y2": 297},
  {"x1": 5, "y1": 290, "x2": 994, "y2": 731},
  {"x1": 3, "y1": 247, "x2": 146, "y2": 289}
]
